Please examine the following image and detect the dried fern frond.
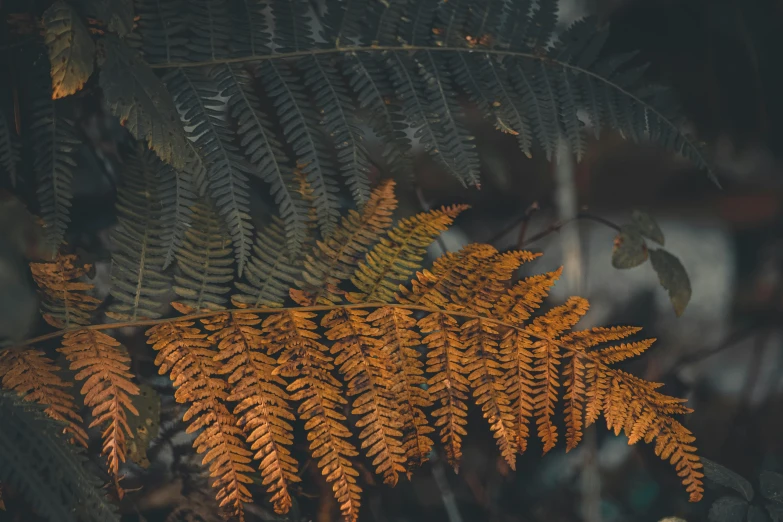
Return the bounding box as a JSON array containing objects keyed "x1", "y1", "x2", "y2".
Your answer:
[
  {"x1": 147, "y1": 321, "x2": 254, "y2": 519},
  {"x1": 59, "y1": 330, "x2": 139, "y2": 489},
  {"x1": 0, "y1": 390, "x2": 119, "y2": 522},
  {"x1": 347, "y1": 204, "x2": 469, "y2": 303},
  {"x1": 0, "y1": 348, "x2": 88, "y2": 447},
  {"x1": 203, "y1": 311, "x2": 300, "y2": 514},
  {"x1": 30, "y1": 252, "x2": 101, "y2": 328},
  {"x1": 266, "y1": 310, "x2": 362, "y2": 521},
  {"x1": 18, "y1": 186, "x2": 705, "y2": 521}
]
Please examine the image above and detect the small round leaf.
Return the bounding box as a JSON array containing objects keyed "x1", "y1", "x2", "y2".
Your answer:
[
  {"x1": 650, "y1": 248, "x2": 692, "y2": 317},
  {"x1": 709, "y1": 496, "x2": 749, "y2": 522},
  {"x1": 612, "y1": 227, "x2": 648, "y2": 269},
  {"x1": 631, "y1": 210, "x2": 665, "y2": 245}
]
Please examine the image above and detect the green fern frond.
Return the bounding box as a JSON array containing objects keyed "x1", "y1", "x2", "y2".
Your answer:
[
  {"x1": 0, "y1": 391, "x2": 119, "y2": 522},
  {"x1": 214, "y1": 63, "x2": 309, "y2": 252},
  {"x1": 270, "y1": 0, "x2": 315, "y2": 52},
  {"x1": 107, "y1": 146, "x2": 173, "y2": 321},
  {"x1": 25, "y1": 63, "x2": 79, "y2": 250},
  {"x1": 0, "y1": 108, "x2": 20, "y2": 187},
  {"x1": 229, "y1": 0, "x2": 272, "y2": 57},
  {"x1": 343, "y1": 52, "x2": 413, "y2": 176},
  {"x1": 157, "y1": 155, "x2": 195, "y2": 270},
  {"x1": 300, "y1": 55, "x2": 372, "y2": 205},
  {"x1": 232, "y1": 217, "x2": 310, "y2": 309},
  {"x1": 164, "y1": 66, "x2": 254, "y2": 274},
  {"x1": 185, "y1": 0, "x2": 233, "y2": 62},
  {"x1": 258, "y1": 60, "x2": 341, "y2": 236},
  {"x1": 98, "y1": 35, "x2": 189, "y2": 169},
  {"x1": 133, "y1": 0, "x2": 190, "y2": 63},
  {"x1": 173, "y1": 201, "x2": 234, "y2": 311}
]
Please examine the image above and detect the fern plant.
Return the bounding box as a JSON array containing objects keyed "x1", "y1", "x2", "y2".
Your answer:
[
  {"x1": 1, "y1": 181, "x2": 704, "y2": 522},
  {"x1": 1, "y1": 0, "x2": 711, "y2": 274}
]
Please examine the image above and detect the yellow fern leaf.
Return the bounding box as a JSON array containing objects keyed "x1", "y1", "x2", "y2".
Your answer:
[
  {"x1": 419, "y1": 311, "x2": 468, "y2": 470},
  {"x1": 146, "y1": 321, "x2": 254, "y2": 519},
  {"x1": 59, "y1": 330, "x2": 139, "y2": 489},
  {"x1": 291, "y1": 179, "x2": 397, "y2": 306},
  {"x1": 452, "y1": 250, "x2": 540, "y2": 315},
  {"x1": 367, "y1": 306, "x2": 434, "y2": 470},
  {"x1": 500, "y1": 329, "x2": 535, "y2": 453},
  {"x1": 0, "y1": 348, "x2": 88, "y2": 447},
  {"x1": 396, "y1": 243, "x2": 496, "y2": 307},
  {"x1": 266, "y1": 311, "x2": 362, "y2": 522},
  {"x1": 347, "y1": 204, "x2": 469, "y2": 303},
  {"x1": 597, "y1": 339, "x2": 656, "y2": 364},
  {"x1": 202, "y1": 312, "x2": 300, "y2": 515},
  {"x1": 29, "y1": 253, "x2": 101, "y2": 328}
]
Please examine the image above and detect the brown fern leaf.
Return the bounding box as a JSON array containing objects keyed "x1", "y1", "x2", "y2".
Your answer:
[
  {"x1": 419, "y1": 311, "x2": 468, "y2": 470},
  {"x1": 499, "y1": 329, "x2": 535, "y2": 453},
  {"x1": 493, "y1": 268, "x2": 563, "y2": 324},
  {"x1": 452, "y1": 250, "x2": 540, "y2": 315},
  {"x1": 202, "y1": 312, "x2": 300, "y2": 515},
  {"x1": 367, "y1": 306, "x2": 433, "y2": 470},
  {"x1": 59, "y1": 330, "x2": 139, "y2": 487},
  {"x1": 323, "y1": 308, "x2": 406, "y2": 485},
  {"x1": 396, "y1": 243, "x2": 497, "y2": 307},
  {"x1": 266, "y1": 310, "x2": 362, "y2": 521},
  {"x1": 146, "y1": 321, "x2": 254, "y2": 519},
  {"x1": 30, "y1": 252, "x2": 101, "y2": 328},
  {"x1": 600, "y1": 367, "x2": 703, "y2": 500},
  {"x1": 0, "y1": 348, "x2": 88, "y2": 447},
  {"x1": 291, "y1": 179, "x2": 397, "y2": 306},
  {"x1": 559, "y1": 326, "x2": 644, "y2": 451},
  {"x1": 524, "y1": 297, "x2": 589, "y2": 453},
  {"x1": 461, "y1": 318, "x2": 516, "y2": 468},
  {"x1": 346, "y1": 204, "x2": 469, "y2": 304}
]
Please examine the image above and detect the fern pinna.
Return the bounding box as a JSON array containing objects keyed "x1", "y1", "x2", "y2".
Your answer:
[
  {"x1": 1, "y1": 181, "x2": 703, "y2": 521},
  {"x1": 1, "y1": 0, "x2": 713, "y2": 278}
]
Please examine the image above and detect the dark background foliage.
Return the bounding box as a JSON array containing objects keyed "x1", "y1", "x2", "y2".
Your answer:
[{"x1": 1, "y1": 0, "x2": 782, "y2": 521}]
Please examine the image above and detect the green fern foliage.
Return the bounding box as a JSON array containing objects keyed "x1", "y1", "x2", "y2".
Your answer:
[
  {"x1": 107, "y1": 145, "x2": 174, "y2": 321},
  {"x1": 43, "y1": 1, "x2": 96, "y2": 100},
  {"x1": 0, "y1": 391, "x2": 119, "y2": 522},
  {"x1": 0, "y1": 108, "x2": 20, "y2": 187}
]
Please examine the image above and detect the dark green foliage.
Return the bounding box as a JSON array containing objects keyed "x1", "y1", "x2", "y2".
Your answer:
[
  {"x1": 0, "y1": 390, "x2": 119, "y2": 522},
  {"x1": 108, "y1": 145, "x2": 174, "y2": 321},
  {"x1": 6, "y1": 0, "x2": 712, "y2": 307}
]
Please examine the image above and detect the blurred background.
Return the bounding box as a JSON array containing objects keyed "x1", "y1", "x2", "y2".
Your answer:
[{"x1": 3, "y1": 0, "x2": 783, "y2": 520}]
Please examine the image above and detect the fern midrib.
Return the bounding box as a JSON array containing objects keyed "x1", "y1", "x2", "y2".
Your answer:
[
  {"x1": 433, "y1": 312, "x2": 464, "y2": 460},
  {"x1": 19, "y1": 303, "x2": 639, "y2": 370},
  {"x1": 143, "y1": 43, "x2": 708, "y2": 167}
]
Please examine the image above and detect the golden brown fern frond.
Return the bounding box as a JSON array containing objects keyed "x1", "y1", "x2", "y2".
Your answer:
[
  {"x1": 396, "y1": 243, "x2": 497, "y2": 307},
  {"x1": 0, "y1": 348, "x2": 88, "y2": 447},
  {"x1": 29, "y1": 253, "x2": 101, "y2": 328},
  {"x1": 367, "y1": 306, "x2": 433, "y2": 470},
  {"x1": 323, "y1": 308, "x2": 406, "y2": 485},
  {"x1": 146, "y1": 321, "x2": 254, "y2": 520},
  {"x1": 291, "y1": 179, "x2": 397, "y2": 307},
  {"x1": 347, "y1": 204, "x2": 469, "y2": 304},
  {"x1": 418, "y1": 311, "x2": 468, "y2": 470},
  {"x1": 265, "y1": 310, "x2": 362, "y2": 522},
  {"x1": 59, "y1": 330, "x2": 139, "y2": 489},
  {"x1": 493, "y1": 268, "x2": 563, "y2": 324},
  {"x1": 452, "y1": 250, "x2": 540, "y2": 315},
  {"x1": 202, "y1": 312, "x2": 300, "y2": 514}
]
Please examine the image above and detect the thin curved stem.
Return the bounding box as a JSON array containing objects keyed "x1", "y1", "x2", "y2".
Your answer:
[{"x1": 144, "y1": 44, "x2": 708, "y2": 171}]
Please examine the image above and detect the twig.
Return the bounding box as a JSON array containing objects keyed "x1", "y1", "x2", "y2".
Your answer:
[
  {"x1": 491, "y1": 211, "x2": 622, "y2": 250},
  {"x1": 515, "y1": 202, "x2": 539, "y2": 249}
]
